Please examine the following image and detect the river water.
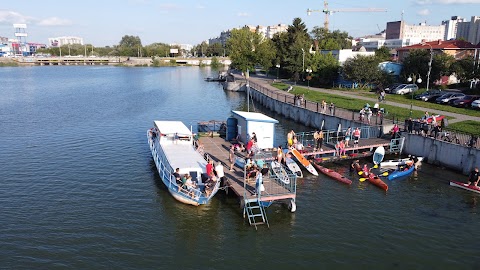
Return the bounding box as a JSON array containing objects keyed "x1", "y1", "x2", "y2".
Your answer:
[{"x1": 0, "y1": 66, "x2": 478, "y2": 269}]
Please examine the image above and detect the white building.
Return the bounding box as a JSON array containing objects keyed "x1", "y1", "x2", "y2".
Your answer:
[
  {"x1": 266, "y1": 24, "x2": 288, "y2": 39},
  {"x1": 442, "y1": 16, "x2": 466, "y2": 40},
  {"x1": 319, "y1": 49, "x2": 375, "y2": 65},
  {"x1": 386, "y1": 21, "x2": 445, "y2": 42},
  {"x1": 48, "y1": 36, "x2": 83, "y2": 47}
]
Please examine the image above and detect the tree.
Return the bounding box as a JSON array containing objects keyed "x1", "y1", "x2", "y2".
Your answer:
[
  {"x1": 402, "y1": 50, "x2": 455, "y2": 88},
  {"x1": 117, "y1": 35, "x2": 143, "y2": 56},
  {"x1": 272, "y1": 17, "x2": 311, "y2": 82},
  {"x1": 226, "y1": 27, "x2": 276, "y2": 73},
  {"x1": 450, "y1": 56, "x2": 477, "y2": 82},
  {"x1": 310, "y1": 27, "x2": 352, "y2": 50},
  {"x1": 375, "y1": 46, "x2": 391, "y2": 62},
  {"x1": 310, "y1": 52, "x2": 340, "y2": 86},
  {"x1": 342, "y1": 55, "x2": 385, "y2": 88},
  {"x1": 207, "y1": 43, "x2": 224, "y2": 57}
]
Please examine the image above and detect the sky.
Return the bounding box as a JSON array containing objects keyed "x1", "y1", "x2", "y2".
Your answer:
[{"x1": 1, "y1": 0, "x2": 480, "y2": 47}]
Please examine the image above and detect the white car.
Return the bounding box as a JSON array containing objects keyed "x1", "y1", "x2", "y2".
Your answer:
[
  {"x1": 472, "y1": 99, "x2": 480, "y2": 109},
  {"x1": 392, "y1": 84, "x2": 419, "y2": 95}
]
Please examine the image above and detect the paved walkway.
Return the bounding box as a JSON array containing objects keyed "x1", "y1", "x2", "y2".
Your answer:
[{"x1": 246, "y1": 74, "x2": 480, "y2": 124}]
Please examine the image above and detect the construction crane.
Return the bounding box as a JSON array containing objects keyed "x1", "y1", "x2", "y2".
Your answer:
[{"x1": 307, "y1": 1, "x2": 387, "y2": 31}]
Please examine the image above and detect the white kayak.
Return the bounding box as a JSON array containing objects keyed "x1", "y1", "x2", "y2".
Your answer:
[
  {"x1": 285, "y1": 155, "x2": 303, "y2": 178},
  {"x1": 380, "y1": 156, "x2": 424, "y2": 168},
  {"x1": 271, "y1": 161, "x2": 290, "y2": 185}
]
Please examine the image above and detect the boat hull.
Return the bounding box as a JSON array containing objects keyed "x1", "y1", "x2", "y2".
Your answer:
[
  {"x1": 387, "y1": 165, "x2": 415, "y2": 180},
  {"x1": 290, "y1": 148, "x2": 318, "y2": 176},
  {"x1": 450, "y1": 181, "x2": 480, "y2": 194},
  {"x1": 147, "y1": 127, "x2": 219, "y2": 206},
  {"x1": 381, "y1": 157, "x2": 424, "y2": 168},
  {"x1": 313, "y1": 163, "x2": 352, "y2": 185},
  {"x1": 367, "y1": 175, "x2": 388, "y2": 191}
]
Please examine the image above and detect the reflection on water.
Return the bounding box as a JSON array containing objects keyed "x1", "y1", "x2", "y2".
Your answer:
[{"x1": 0, "y1": 66, "x2": 479, "y2": 268}]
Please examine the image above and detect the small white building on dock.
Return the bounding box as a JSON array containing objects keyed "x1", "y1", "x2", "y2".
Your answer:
[{"x1": 227, "y1": 111, "x2": 278, "y2": 149}]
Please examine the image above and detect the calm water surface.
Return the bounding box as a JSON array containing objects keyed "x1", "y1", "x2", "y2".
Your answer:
[{"x1": 0, "y1": 66, "x2": 478, "y2": 269}]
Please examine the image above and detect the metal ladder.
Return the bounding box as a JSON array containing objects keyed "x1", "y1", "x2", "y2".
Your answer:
[
  {"x1": 390, "y1": 137, "x2": 405, "y2": 153},
  {"x1": 243, "y1": 198, "x2": 269, "y2": 230}
]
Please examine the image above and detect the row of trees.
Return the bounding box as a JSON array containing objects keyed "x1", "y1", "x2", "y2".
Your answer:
[{"x1": 226, "y1": 17, "x2": 479, "y2": 89}]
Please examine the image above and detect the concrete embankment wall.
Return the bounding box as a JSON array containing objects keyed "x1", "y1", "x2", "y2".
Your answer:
[
  {"x1": 249, "y1": 87, "x2": 382, "y2": 139},
  {"x1": 404, "y1": 134, "x2": 480, "y2": 175}
]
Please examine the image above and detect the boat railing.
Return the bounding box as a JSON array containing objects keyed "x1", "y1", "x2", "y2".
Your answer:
[{"x1": 169, "y1": 174, "x2": 204, "y2": 200}]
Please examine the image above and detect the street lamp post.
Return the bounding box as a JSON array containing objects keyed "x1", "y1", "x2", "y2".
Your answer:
[
  {"x1": 407, "y1": 74, "x2": 422, "y2": 117},
  {"x1": 301, "y1": 48, "x2": 305, "y2": 81},
  {"x1": 306, "y1": 68, "x2": 312, "y2": 88},
  {"x1": 276, "y1": 64, "x2": 280, "y2": 80},
  {"x1": 421, "y1": 42, "x2": 433, "y2": 91}
]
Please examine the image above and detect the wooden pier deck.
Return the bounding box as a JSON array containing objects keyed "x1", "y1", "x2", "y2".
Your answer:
[
  {"x1": 198, "y1": 136, "x2": 295, "y2": 203},
  {"x1": 198, "y1": 135, "x2": 398, "y2": 204}
]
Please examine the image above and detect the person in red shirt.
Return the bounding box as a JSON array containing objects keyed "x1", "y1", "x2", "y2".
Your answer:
[
  {"x1": 246, "y1": 138, "x2": 254, "y2": 155},
  {"x1": 206, "y1": 160, "x2": 214, "y2": 178}
]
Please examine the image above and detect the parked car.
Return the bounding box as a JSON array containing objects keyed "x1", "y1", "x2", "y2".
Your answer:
[
  {"x1": 472, "y1": 99, "x2": 480, "y2": 109},
  {"x1": 384, "y1": 83, "x2": 402, "y2": 93},
  {"x1": 435, "y1": 93, "x2": 465, "y2": 104},
  {"x1": 451, "y1": 95, "x2": 480, "y2": 107},
  {"x1": 414, "y1": 90, "x2": 443, "y2": 102},
  {"x1": 392, "y1": 84, "x2": 419, "y2": 95}
]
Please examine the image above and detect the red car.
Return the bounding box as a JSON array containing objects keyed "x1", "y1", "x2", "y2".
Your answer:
[{"x1": 451, "y1": 95, "x2": 480, "y2": 107}]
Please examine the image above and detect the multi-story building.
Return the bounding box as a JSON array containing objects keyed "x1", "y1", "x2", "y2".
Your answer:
[
  {"x1": 266, "y1": 24, "x2": 288, "y2": 39},
  {"x1": 455, "y1": 16, "x2": 480, "y2": 45},
  {"x1": 442, "y1": 16, "x2": 466, "y2": 40},
  {"x1": 386, "y1": 21, "x2": 445, "y2": 42},
  {"x1": 208, "y1": 23, "x2": 288, "y2": 46},
  {"x1": 48, "y1": 36, "x2": 83, "y2": 47}
]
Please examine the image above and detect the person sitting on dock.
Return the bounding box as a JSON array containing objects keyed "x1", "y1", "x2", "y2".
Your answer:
[
  {"x1": 339, "y1": 140, "x2": 346, "y2": 156},
  {"x1": 466, "y1": 167, "x2": 480, "y2": 187}
]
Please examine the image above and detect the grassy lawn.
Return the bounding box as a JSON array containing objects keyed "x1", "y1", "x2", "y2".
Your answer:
[
  {"x1": 447, "y1": 120, "x2": 480, "y2": 135},
  {"x1": 272, "y1": 83, "x2": 444, "y2": 121}
]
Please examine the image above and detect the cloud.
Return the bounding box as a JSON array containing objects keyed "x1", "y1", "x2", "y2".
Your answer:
[
  {"x1": 37, "y1": 17, "x2": 72, "y2": 26},
  {"x1": 0, "y1": 10, "x2": 33, "y2": 24},
  {"x1": 237, "y1": 12, "x2": 250, "y2": 17},
  {"x1": 417, "y1": 9, "x2": 430, "y2": 15}
]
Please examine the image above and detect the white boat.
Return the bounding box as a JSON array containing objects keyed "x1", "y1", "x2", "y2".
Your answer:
[
  {"x1": 147, "y1": 121, "x2": 220, "y2": 206},
  {"x1": 285, "y1": 155, "x2": 303, "y2": 178},
  {"x1": 270, "y1": 161, "x2": 290, "y2": 185},
  {"x1": 380, "y1": 156, "x2": 424, "y2": 168}
]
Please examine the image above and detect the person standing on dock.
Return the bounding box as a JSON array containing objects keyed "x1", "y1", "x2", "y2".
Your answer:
[
  {"x1": 229, "y1": 145, "x2": 235, "y2": 171},
  {"x1": 287, "y1": 130, "x2": 295, "y2": 147},
  {"x1": 329, "y1": 102, "x2": 335, "y2": 115},
  {"x1": 353, "y1": 128, "x2": 361, "y2": 147},
  {"x1": 321, "y1": 100, "x2": 327, "y2": 114},
  {"x1": 345, "y1": 127, "x2": 351, "y2": 147},
  {"x1": 314, "y1": 130, "x2": 323, "y2": 151},
  {"x1": 466, "y1": 167, "x2": 480, "y2": 187}
]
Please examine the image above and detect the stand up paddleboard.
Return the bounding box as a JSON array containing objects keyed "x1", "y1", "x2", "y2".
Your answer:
[
  {"x1": 290, "y1": 148, "x2": 318, "y2": 176},
  {"x1": 373, "y1": 146, "x2": 385, "y2": 165},
  {"x1": 450, "y1": 181, "x2": 480, "y2": 194}
]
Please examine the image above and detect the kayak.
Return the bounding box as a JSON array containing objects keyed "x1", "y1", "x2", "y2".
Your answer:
[
  {"x1": 388, "y1": 165, "x2": 415, "y2": 180},
  {"x1": 285, "y1": 155, "x2": 303, "y2": 178},
  {"x1": 381, "y1": 157, "x2": 424, "y2": 168},
  {"x1": 367, "y1": 173, "x2": 388, "y2": 191},
  {"x1": 271, "y1": 161, "x2": 290, "y2": 185},
  {"x1": 290, "y1": 148, "x2": 318, "y2": 176},
  {"x1": 312, "y1": 163, "x2": 352, "y2": 185},
  {"x1": 373, "y1": 146, "x2": 385, "y2": 165},
  {"x1": 450, "y1": 181, "x2": 480, "y2": 194}
]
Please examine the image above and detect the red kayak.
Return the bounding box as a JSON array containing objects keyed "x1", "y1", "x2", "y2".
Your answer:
[
  {"x1": 367, "y1": 173, "x2": 388, "y2": 191},
  {"x1": 313, "y1": 163, "x2": 352, "y2": 185},
  {"x1": 450, "y1": 181, "x2": 480, "y2": 194}
]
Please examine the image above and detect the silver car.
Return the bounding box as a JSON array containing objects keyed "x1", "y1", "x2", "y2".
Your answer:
[{"x1": 392, "y1": 84, "x2": 419, "y2": 95}]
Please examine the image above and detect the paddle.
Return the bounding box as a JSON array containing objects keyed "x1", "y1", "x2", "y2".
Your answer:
[
  {"x1": 358, "y1": 171, "x2": 363, "y2": 175},
  {"x1": 359, "y1": 177, "x2": 367, "y2": 182},
  {"x1": 373, "y1": 164, "x2": 379, "y2": 169},
  {"x1": 380, "y1": 171, "x2": 389, "y2": 177}
]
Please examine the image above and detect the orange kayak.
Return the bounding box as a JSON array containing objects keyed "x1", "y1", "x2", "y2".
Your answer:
[
  {"x1": 368, "y1": 174, "x2": 388, "y2": 191},
  {"x1": 313, "y1": 163, "x2": 352, "y2": 185}
]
